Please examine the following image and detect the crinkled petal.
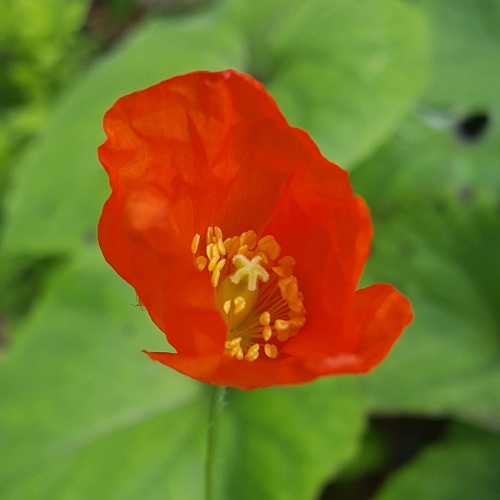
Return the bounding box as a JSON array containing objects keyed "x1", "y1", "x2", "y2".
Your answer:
[
  {"x1": 350, "y1": 283, "x2": 413, "y2": 370},
  {"x1": 99, "y1": 185, "x2": 225, "y2": 355},
  {"x1": 98, "y1": 70, "x2": 307, "y2": 245},
  {"x1": 98, "y1": 69, "x2": 413, "y2": 388},
  {"x1": 264, "y1": 154, "x2": 373, "y2": 355}
]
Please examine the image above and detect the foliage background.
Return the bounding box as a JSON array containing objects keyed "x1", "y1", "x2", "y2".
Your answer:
[{"x1": 1, "y1": 0, "x2": 499, "y2": 498}]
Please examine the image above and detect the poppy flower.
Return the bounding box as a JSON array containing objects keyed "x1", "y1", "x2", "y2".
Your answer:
[{"x1": 98, "y1": 69, "x2": 412, "y2": 390}]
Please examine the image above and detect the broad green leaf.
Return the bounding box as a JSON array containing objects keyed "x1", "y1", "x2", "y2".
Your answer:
[
  {"x1": 376, "y1": 424, "x2": 500, "y2": 500},
  {"x1": 218, "y1": 378, "x2": 366, "y2": 500},
  {"x1": 414, "y1": 0, "x2": 500, "y2": 108},
  {"x1": 2, "y1": 12, "x2": 246, "y2": 254},
  {"x1": 0, "y1": 247, "x2": 206, "y2": 499},
  {"x1": 350, "y1": 100, "x2": 500, "y2": 428},
  {"x1": 351, "y1": 108, "x2": 500, "y2": 209},
  {"x1": 361, "y1": 203, "x2": 500, "y2": 429},
  {"x1": 3, "y1": 0, "x2": 427, "y2": 254},
  {"x1": 0, "y1": 247, "x2": 366, "y2": 499},
  {"x1": 226, "y1": 0, "x2": 428, "y2": 166}
]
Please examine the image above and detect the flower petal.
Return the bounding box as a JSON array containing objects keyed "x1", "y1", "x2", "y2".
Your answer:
[
  {"x1": 145, "y1": 350, "x2": 322, "y2": 390},
  {"x1": 99, "y1": 185, "x2": 226, "y2": 355},
  {"x1": 98, "y1": 69, "x2": 413, "y2": 389},
  {"x1": 264, "y1": 150, "x2": 373, "y2": 354},
  {"x1": 350, "y1": 283, "x2": 413, "y2": 370},
  {"x1": 98, "y1": 70, "x2": 306, "y2": 243}
]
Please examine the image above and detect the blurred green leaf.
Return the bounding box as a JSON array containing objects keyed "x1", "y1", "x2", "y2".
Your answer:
[
  {"x1": 351, "y1": 107, "x2": 500, "y2": 209},
  {"x1": 2, "y1": 12, "x2": 246, "y2": 254},
  {"x1": 0, "y1": 247, "x2": 206, "y2": 499},
  {"x1": 414, "y1": 0, "x2": 500, "y2": 108},
  {"x1": 0, "y1": 0, "x2": 92, "y2": 106},
  {"x1": 226, "y1": 0, "x2": 428, "y2": 166},
  {"x1": 3, "y1": 0, "x2": 428, "y2": 254},
  {"x1": 376, "y1": 424, "x2": 500, "y2": 500},
  {"x1": 219, "y1": 378, "x2": 366, "y2": 500},
  {"x1": 0, "y1": 247, "x2": 366, "y2": 499},
  {"x1": 362, "y1": 203, "x2": 500, "y2": 429},
  {"x1": 351, "y1": 100, "x2": 500, "y2": 428}
]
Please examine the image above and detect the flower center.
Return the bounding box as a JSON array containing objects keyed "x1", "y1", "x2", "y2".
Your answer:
[{"x1": 191, "y1": 226, "x2": 306, "y2": 361}]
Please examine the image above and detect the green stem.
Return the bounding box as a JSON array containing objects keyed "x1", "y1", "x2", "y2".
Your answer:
[{"x1": 205, "y1": 385, "x2": 226, "y2": 500}]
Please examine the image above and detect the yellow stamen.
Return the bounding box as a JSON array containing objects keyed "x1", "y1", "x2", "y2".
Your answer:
[
  {"x1": 206, "y1": 227, "x2": 214, "y2": 245},
  {"x1": 233, "y1": 296, "x2": 246, "y2": 315},
  {"x1": 277, "y1": 330, "x2": 290, "y2": 342},
  {"x1": 211, "y1": 269, "x2": 221, "y2": 287},
  {"x1": 264, "y1": 343, "x2": 279, "y2": 359},
  {"x1": 217, "y1": 238, "x2": 226, "y2": 255},
  {"x1": 195, "y1": 256, "x2": 207, "y2": 271},
  {"x1": 262, "y1": 325, "x2": 272, "y2": 342},
  {"x1": 244, "y1": 343, "x2": 260, "y2": 361},
  {"x1": 191, "y1": 233, "x2": 200, "y2": 254},
  {"x1": 259, "y1": 311, "x2": 271, "y2": 326},
  {"x1": 274, "y1": 319, "x2": 289, "y2": 331},
  {"x1": 194, "y1": 226, "x2": 306, "y2": 362},
  {"x1": 225, "y1": 337, "x2": 242, "y2": 349}
]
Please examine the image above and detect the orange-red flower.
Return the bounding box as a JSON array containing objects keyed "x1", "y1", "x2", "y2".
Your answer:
[{"x1": 98, "y1": 69, "x2": 412, "y2": 390}]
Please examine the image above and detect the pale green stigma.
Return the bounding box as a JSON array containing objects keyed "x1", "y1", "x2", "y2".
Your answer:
[{"x1": 230, "y1": 254, "x2": 270, "y2": 291}]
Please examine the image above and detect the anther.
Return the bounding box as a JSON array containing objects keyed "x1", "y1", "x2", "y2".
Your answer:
[
  {"x1": 279, "y1": 256, "x2": 296, "y2": 268},
  {"x1": 272, "y1": 266, "x2": 286, "y2": 277},
  {"x1": 212, "y1": 244, "x2": 220, "y2": 261},
  {"x1": 259, "y1": 311, "x2": 271, "y2": 326},
  {"x1": 223, "y1": 300, "x2": 231, "y2": 315},
  {"x1": 223, "y1": 238, "x2": 234, "y2": 253},
  {"x1": 237, "y1": 244, "x2": 249, "y2": 255},
  {"x1": 233, "y1": 296, "x2": 246, "y2": 315},
  {"x1": 215, "y1": 258, "x2": 226, "y2": 272},
  {"x1": 217, "y1": 238, "x2": 226, "y2": 255},
  {"x1": 215, "y1": 226, "x2": 223, "y2": 242},
  {"x1": 279, "y1": 275, "x2": 295, "y2": 287},
  {"x1": 264, "y1": 343, "x2": 279, "y2": 359},
  {"x1": 262, "y1": 325, "x2": 272, "y2": 341},
  {"x1": 274, "y1": 319, "x2": 289, "y2": 331},
  {"x1": 244, "y1": 343, "x2": 260, "y2": 361},
  {"x1": 277, "y1": 330, "x2": 290, "y2": 342},
  {"x1": 191, "y1": 233, "x2": 200, "y2": 254},
  {"x1": 289, "y1": 300, "x2": 306, "y2": 315},
  {"x1": 211, "y1": 269, "x2": 221, "y2": 287},
  {"x1": 195, "y1": 256, "x2": 207, "y2": 271},
  {"x1": 290, "y1": 316, "x2": 305, "y2": 328},
  {"x1": 287, "y1": 282, "x2": 299, "y2": 302},
  {"x1": 225, "y1": 337, "x2": 242, "y2": 348},
  {"x1": 206, "y1": 227, "x2": 214, "y2": 245}
]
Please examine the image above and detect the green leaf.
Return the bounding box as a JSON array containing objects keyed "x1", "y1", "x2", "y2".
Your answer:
[
  {"x1": 351, "y1": 108, "x2": 500, "y2": 209},
  {"x1": 414, "y1": 0, "x2": 500, "y2": 108},
  {"x1": 226, "y1": 0, "x2": 428, "y2": 166},
  {"x1": 3, "y1": 0, "x2": 428, "y2": 253},
  {"x1": 219, "y1": 378, "x2": 366, "y2": 500},
  {"x1": 2, "y1": 12, "x2": 246, "y2": 254},
  {"x1": 376, "y1": 424, "x2": 500, "y2": 500},
  {"x1": 362, "y1": 203, "x2": 500, "y2": 429},
  {"x1": 0, "y1": 247, "x2": 366, "y2": 499},
  {"x1": 0, "y1": 247, "x2": 206, "y2": 499}
]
